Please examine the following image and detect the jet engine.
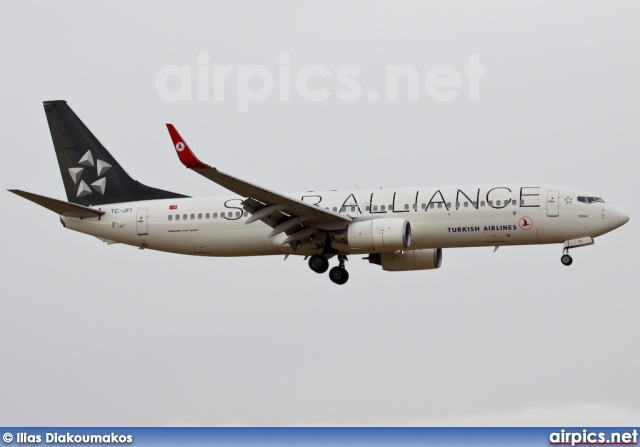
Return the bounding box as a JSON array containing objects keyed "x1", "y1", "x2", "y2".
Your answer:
[
  {"x1": 368, "y1": 248, "x2": 442, "y2": 271},
  {"x1": 332, "y1": 218, "x2": 411, "y2": 252}
]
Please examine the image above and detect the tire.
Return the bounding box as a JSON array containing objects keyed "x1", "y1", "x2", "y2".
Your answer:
[
  {"x1": 329, "y1": 266, "x2": 349, "y2": 285},
  {"x1": 561, "y1": 254, "x2": 573, "y2": 266},
  {"x1": 308, "y1": 254, "x2": 329, "y2": 274}
]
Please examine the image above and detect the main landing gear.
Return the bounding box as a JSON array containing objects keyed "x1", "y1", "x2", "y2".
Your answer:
[
  {"x1": 308, "y1": 254, "x2": 329, "y2": 273},
  {"x1": 329, "y1": 255, "x2": 349, "y2": 285},
  {"x1": 308, "y1": 254, "x2": 349, "y2": 285}
]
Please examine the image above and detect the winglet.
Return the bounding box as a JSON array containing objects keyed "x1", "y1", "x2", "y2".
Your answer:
[{"x1": 166, "y1": 124, "x2": 211, "y2": 170}]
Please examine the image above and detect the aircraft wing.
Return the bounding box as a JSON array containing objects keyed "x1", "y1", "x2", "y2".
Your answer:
[
  {"x1": 8, "y1": 189, "x2": 105, "y2": 218},
  {"x1": 166, "y1": 124, "x2": 351, "y2": 249}
]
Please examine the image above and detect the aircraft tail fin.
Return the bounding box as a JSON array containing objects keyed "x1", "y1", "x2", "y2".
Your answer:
[{"x1": 43, "y1": 100, "x2": 188, "y2": 206}]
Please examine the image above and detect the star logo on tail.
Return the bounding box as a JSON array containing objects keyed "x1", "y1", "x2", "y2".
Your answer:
[{"x1": 67, "y1": 150, "x2": 112, "y2": 197}]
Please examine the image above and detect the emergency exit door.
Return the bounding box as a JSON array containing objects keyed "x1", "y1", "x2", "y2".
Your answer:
[{"x1": 547, "y1": 191, "x2": 559, "y2": 217}]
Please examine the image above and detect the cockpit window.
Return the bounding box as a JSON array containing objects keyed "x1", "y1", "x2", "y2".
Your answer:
[{"x1": 577, "y1": 196, "x2": 605, "y2": 204}]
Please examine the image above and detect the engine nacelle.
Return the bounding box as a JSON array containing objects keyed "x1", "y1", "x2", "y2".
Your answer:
[
  {"x1": 368, "y1": 248, "x2": 442, "y2": 271},
  {"x1": 333, "y1": 218, "x2": 411, "y2": 252}
]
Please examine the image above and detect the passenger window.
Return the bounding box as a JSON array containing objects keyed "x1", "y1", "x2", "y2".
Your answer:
[
  {"x1": 430, "y1": 203, "x2": 435, "y2": 209},
  {"x1": 244, "y1": 211, "x2": 248, "y2": 217},
  {"x1": 168, "y1": 215, "x2": 172, "y2": 221},
  {"x1": 381, "y1": 205, "x2": 386, "y2": 211},
  {"x1": 212, "y1": 213, "x2": 217, "y2": 218},
  {"x1": 437, "y1": 203, "x2": 442, "y2": 209},
  {"x1": 488, "y1": 201, "x2": 493, "y2": 206},
  {"x1": 350, "y1": 206, "x2": 356, "y2": 212},
  {"x1": 333, "y1": 207, "x2": 337, "y2": 212},
  {"x1": 404, "y1": 204, "x2": 409, "y2": 210},
  {"x1": 190, "y1": 214, "x2": 195, "y2": 220},
  {"x1": 464, "y1": 202, "x2": 468, "y2": 208},
  {"x1": 421, "y1": 203, "x2": 426, "y2": 209},
  {"x1": 198, "y1": 213, "x2": 202, "y2": 219},
  {"x1": 455, "y1": 202, "x2": 460, "y2": 208},
  {"x1": 512, "y1": 200, "x2": 516, "y2": 206},
  {"x1": 236, "y1": 212, "x2": 241, "y2": 217},
  {"x1": 389, "y1": 204, "x2": 393, "y2": 211},
  {"x1": 472, "y1": 201, "x2": 477, "y2": 207},
  {"x1": 496, "y1": 200, "x2": 501, "y2": 206},
  {"x1": 446, "y1": 202, "x2": 451, "y2": 208},
  {"x1": 221, "y1": 212, "x2": 225, "y2": 218},
  {"x1": 365, "y1": 205, "x2": 370, "y2": 212},
  {"x1": 205, "y1": 213, "x2": 210, "y2": 219},
  {"x1": 340, "y1": 207, "x2": 346, "y2": 213},
  {"x1": 481, "y1": 201, "x2": 485, "y2": 207},
  {"x1": 183, "y1": 214, "x2": 187, "y2": 220},
  {"x1": 373, "y1": 205, "x2": 378, "y2": 211},
  {"x1": 176, "y1": 214, "x2": 180, "y2": 220}
]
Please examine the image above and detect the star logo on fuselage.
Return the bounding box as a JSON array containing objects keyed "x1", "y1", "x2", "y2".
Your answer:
[
  {"x1": 67, "y1": 150, "x2": 112, "y2": 197},
  {"x1": 564, "y1": 197, "x2": 573, "y2": 204}
]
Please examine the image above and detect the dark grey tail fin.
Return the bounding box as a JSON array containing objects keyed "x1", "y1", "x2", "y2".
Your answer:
[{"x1": 44, "y1": 100, "x2": 188, "y2": 206}]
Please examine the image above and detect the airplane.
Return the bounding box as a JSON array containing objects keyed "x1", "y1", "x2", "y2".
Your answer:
[{"x1": 9, "y1": 101, "x2": 629, "y2": 285}]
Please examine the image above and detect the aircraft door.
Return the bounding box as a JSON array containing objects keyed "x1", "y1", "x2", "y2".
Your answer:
[
  {"x1": 547, "y1": 191, "x2": 559, "y2": 217},
  {"x1": 137, "y1": 209, "x2": 149, "y2": 235}
]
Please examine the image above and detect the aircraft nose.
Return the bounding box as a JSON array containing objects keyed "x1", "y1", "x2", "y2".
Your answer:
[{"x1": 608, "y1": 205, "x2": 629, "y2": 230}]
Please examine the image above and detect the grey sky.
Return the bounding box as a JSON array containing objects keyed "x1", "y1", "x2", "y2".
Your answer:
[{"x1": 1, "y1": 1, "x2": 638, "y2": 426}]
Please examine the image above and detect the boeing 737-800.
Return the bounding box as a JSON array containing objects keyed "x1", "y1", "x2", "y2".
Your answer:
[{"x1": 9, "y1": 101, "x2": 629, "y2": 285}]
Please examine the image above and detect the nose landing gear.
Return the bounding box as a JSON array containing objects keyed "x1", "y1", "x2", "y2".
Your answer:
[{"x1": 560, "y1": 237, "x2": 594, "y2": 266}]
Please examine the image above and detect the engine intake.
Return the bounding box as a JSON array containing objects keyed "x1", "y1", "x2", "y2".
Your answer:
[
  {"x1": 368, "y1": 248, "x2": 442, "y2": 271},
  {"x1": 333, "y1": 218, "x2": 411, "y2": 253}
]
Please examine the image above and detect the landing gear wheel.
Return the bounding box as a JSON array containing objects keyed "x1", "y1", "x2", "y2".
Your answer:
[
  {"x1": 308, "y1": 254, "x2": 329, "y2": 274},
  {"x1": 329, "y1": 266, "x2": 349, "y2": 285},
  {"x1": 561, "y1": 254, "x2": 573, "y2": 266}
]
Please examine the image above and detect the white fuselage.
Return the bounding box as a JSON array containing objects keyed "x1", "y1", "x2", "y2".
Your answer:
[{"x1": 62, "y1": 184, "x2": 621, "y2": 257}]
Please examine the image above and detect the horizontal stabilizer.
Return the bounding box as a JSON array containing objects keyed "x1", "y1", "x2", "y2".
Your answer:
[{"x1": 8, "y1": 189, "x2": 105, "y2": 218}]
